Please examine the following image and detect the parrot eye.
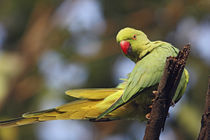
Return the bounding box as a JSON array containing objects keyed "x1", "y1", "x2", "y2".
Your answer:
[{"x1": 133, "y1": 34, "x2": 137, "y2": 40}]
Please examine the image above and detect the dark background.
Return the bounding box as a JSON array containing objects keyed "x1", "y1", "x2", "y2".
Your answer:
[{"x1": 0, "y1": 0, "x2": 210, "y2": 140}]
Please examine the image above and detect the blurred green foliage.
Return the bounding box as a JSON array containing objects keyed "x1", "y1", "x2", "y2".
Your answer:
[{"x1": 0, "y1": 0, "x2": 210, "y2": 140}]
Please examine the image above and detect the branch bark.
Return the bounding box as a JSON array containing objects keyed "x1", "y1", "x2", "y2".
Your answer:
[
  {"x1": 198, "y1": 76, "x2": 210, "y2": 140},
  {"x1": 143, "y1": 44, "x2": 191, "y2": 140}
]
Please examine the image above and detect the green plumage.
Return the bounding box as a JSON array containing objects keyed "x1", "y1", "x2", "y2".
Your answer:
[
  {"x1": 98, "y1": 28, "x2": 189, "y2": 119},
  {"x1": 0, "y1": 27, "x2": 189, "y2": 127}
]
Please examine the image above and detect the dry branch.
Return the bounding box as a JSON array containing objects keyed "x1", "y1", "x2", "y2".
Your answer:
[
  {"x1": 143, "y1": 44, "x2": 190, "y2": 140},
  {"x1": 198, "y1": 76, "x2": 210, "y2": 140}
]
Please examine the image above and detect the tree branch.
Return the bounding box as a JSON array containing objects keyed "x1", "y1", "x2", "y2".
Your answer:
[
  {"x1": 143, "y1": 44, "x2": 191, "y2": 140},
  {"x1": 198, "y1": 76, "x2": 210, "y2": 140}
]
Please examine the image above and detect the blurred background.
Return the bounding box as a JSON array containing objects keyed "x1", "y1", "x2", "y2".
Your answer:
[{"x1": 0, "y1": 0, "x2": 210, "y2": 140}]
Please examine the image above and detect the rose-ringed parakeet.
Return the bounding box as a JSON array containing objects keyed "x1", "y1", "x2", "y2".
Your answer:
[
  {"x1": 98, "y1": 27, "x2": 189, "y2": 119},
  {"x1": 0, "y1": 27, "x2": 189, "y2": 127}
]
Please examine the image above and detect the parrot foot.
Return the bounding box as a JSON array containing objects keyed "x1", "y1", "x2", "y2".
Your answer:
[
  {"x1": 145, "y1": 113, "x2": 151, "y2": 119},
  {"x1": 152, "y1": 90, "x2": 158, "y2": 96},
  {"x1": 148, "y1": 105, "x2": 152, "y2": 108},
  {"x1": 152, "y1": 90, "x2": 159, "y2": 102}
]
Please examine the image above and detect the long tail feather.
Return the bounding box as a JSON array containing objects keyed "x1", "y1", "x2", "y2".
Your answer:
[
  {"x1": 0, "y1": 89, "x2": 124, "y2": 128},
  {"x1": 0, "y1": 100, "x2": 104, "y2": 127},
  {"x1": 0, "y1": 117, "x2": 39, "y2": 128},
  {"x1": 0, "y1": 108, "x2": 59, "y2": 128}
]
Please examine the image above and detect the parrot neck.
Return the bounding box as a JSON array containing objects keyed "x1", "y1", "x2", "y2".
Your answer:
[{"x1": 138, "y1": 42, "x2": 158, "y2": 60}]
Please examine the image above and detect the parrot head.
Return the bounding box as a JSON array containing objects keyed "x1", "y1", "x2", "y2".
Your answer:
[{"x1": 116, "y1": 27, "x2": 151, "y2": 62}]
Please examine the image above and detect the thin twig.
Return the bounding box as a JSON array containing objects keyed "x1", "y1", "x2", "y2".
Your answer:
[
  {"x1": 143, "y1": 44, "x2": 190, "y2": 140},
  {"x1": 198, "y1": 76, "x2": 210, "y2": 140}
]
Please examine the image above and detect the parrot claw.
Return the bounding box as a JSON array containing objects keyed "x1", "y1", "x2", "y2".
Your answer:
[
  {"x1": 145, "y1": 113, "x2": 151, "y2": 119},
  {"x1": 152, "y1": 91, "x2": 158, "y2": 95},
  {"x1": 149, "y1": 105, "x2": 152, "y2": 108},
  {"x1": 151, "y1": 90, "x2": 159, "y2": 102}
]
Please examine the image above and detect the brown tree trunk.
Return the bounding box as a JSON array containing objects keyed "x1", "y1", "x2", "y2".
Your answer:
[{"x1": 143, "y1": 45, "x2": 190, "y2": 140}]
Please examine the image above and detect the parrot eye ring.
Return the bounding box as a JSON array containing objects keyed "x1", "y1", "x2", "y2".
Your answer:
[{"x1": 133, "y1": 34, "x2": 137, "y2": 40}]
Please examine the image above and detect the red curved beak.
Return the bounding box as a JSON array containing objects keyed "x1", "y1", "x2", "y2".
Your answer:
[{"x1": 120, "y1": 41, "x2": 130, "y2": 54}]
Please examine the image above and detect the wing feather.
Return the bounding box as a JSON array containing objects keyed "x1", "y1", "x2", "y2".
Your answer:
[
  {"x1": 65, "y1": 88, "x2": 122, "y2": 100},
  {"x1": 98, "y1": 45, "x2": 178, "y2": 119}
]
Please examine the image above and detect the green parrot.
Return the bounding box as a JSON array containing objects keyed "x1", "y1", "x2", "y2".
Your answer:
[
  {"x1": 98, "y1": 27, "x2": 189, "y2": 119},
  {"x1": 0, "y1": 27, "x2": 189, "y2": 127}
]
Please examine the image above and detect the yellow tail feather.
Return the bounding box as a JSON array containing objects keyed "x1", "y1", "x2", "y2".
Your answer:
[
  {"x1": 0, "y1": 88, "x2": 125, "y2": 127},
  {"x1": 0, "y1": 117, "x2": 39, "y2": 128},
  {"x1": 0, "y1": 100, "x2": 112, "y2": 127}
]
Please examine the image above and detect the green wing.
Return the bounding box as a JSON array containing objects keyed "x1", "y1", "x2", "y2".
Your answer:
[
  {"x1": 98, "y1": 45, "x2": 177, "y2": 119},
  {"x1": 172, "y1": 68, "x2": 189, "y2": 103}
]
